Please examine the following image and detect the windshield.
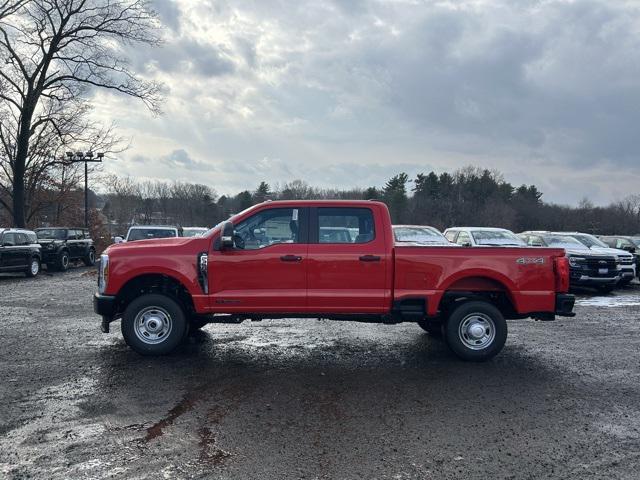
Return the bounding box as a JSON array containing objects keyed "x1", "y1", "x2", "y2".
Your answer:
[
  {"x1": 182, "y1": 228, "x2": 207, "y2": 237},
  {"x1": 572, "y1": 234, "x2": 608, "y2": 248},
  {"x1": 471, "y1": 230, "x2": 525, "y2": 246},
  {"x1": 127, "y1": 228, "x2": 177, "y2": 241},
  {"x1": 631, "y1": 237, "x2": 640, "y2": 246},
  {"x1": 36, "y1": 229, "x2": 67, "y2": 240},
  {"x1": 394, "y1": 226, "x2": 447, "y2": 244},
  {"x1": 541, "y1": 235, "x2": 587, "y2": 249}
]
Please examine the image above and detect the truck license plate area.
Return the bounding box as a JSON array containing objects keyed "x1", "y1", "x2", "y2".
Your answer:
[{"x1": 598, "y1": 268, "x2": 608, "y2": 275}]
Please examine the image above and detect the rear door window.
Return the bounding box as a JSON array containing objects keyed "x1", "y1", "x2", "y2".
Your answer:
[
  {"x1": 16, "y1": 233, "x2": 29, "y2": 245},
  {"x1": 317, "y1": 208, "x2": 375, "y2": 244}
]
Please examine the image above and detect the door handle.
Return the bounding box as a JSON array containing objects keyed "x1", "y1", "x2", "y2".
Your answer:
[
  {"x1": 359, "y1": 255, "x2": 381, "y2": 262},
  {"x1": 280, "y1": 255, "x2": 303, "y2": 262}
]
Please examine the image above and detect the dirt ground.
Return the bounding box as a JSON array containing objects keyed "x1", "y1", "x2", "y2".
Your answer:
[{"x1": 1, "y1": 268, "x2": 639, "y2": 479}]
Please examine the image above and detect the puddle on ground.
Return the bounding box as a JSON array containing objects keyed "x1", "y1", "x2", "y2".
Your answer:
[{"x1": 575, "y1": 295, "x2": 640, "y2": 307}]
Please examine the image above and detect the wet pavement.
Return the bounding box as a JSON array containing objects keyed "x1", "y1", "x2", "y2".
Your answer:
[{"x1": 1, "y1": 269, "x2": 640, "y2": 479}]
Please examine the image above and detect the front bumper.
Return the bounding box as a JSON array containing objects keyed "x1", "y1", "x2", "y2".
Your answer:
[
  {"x1": 571, "y1": 274, "x2": 620, "y2": 287},
  {"x1": 41, "y1": 250, "x2": 59, "y2": 263},
  {"x1": 93, "y1": 293, "x2": 117, "y2": 333},
  {"x1": 619, "y1": 267, "x2": 635, "y2": 283}
]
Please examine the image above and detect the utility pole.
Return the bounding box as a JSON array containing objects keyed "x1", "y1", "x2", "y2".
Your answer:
[{"x1": 61, "y1": 151, "x2": 104, "y2": 228}]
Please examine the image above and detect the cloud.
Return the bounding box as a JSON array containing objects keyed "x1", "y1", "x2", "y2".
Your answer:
[{"x1": 94, "y1": 0, "x2": 640, "y2": 205}]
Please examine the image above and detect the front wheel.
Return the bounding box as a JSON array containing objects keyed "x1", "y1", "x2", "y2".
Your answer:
[
  {"x1": 121, "y1": 294, "x2": 188, "y2": 355},
  {"x1": 444, "y1": 301, "x2": 507, "y2": 362},
  {"x1": 83, "y1": 248, "x2": 96, "y2": 266},
  {"x1": 25, "y1": 257, "x2": 40, "y2": 278},
  {"x1": 57, "y1": 251, "x2": 70, "y2": 271}
]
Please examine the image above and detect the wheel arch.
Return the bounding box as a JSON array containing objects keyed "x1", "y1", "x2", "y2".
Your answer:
[
  {"x1": 437, "y1": 272, "x2": 518, "y2": 319},
  {"x1": 114, "y1": 273, "x2": 195, "y2": 318}
]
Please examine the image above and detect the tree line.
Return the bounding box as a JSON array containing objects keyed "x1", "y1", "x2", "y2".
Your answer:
[{"x1": 99, "y1": 167, "x2": 640, "y2": 236}]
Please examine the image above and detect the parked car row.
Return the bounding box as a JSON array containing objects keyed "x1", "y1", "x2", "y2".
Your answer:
[
  {"x1": 113, "y1": 225, "x2": 208, "y2": 244},
  {"x1": 0, "y1": 227, "x2": 95, "y2": 278},
  {"x1": 393, "y1": 225, "x2": 639, "y2": 293},
  {"x1": 1, "y1": 223, "x2": 212, "y2": 278}
]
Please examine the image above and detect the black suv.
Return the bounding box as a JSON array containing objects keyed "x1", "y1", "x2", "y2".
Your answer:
[
  {"x1": 0, "y1": 228, "x2": 42, "y2": 277},
  {"x1": 35, "y1": 227, "x2": 96, "y2": 271}
]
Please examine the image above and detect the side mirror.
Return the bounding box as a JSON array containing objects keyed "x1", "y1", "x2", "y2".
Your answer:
[
  {"x1": 461, "y1": 241, "x2": 472, "y2": 247},
  {"x1": 114, "y1": 236, "x2": 123, "y2": 244},
  {"x1": 219, "y1": 221, "x2": 235, "y2": 250}
]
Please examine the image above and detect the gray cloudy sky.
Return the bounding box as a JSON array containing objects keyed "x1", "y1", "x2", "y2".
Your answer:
[{"x1": 93, "y1": 0, "x2": 640, "y2": 205}]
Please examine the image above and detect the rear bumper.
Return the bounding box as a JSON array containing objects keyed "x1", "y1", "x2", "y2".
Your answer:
[{"x1": 555, "y1": 293, "x2": 575, "y2": 317}]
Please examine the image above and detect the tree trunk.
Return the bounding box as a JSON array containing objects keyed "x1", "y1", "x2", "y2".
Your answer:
[
  {"x1": 12, "y1": 140, "x2": 28, "y2": 228},
  {"x1": 12, "y1": 100, "x2": 35, "y2": 228}
]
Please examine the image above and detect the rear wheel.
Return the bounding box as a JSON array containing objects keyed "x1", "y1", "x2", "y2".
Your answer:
[
  {"x1": 121, "y1": 294, "x2": 188, "y2": 355},
  {"x1": 444, "y1": 301, "x2": 507, "y2": 362},
  {"x1": 25, "y1": 257, "x2": 40, "y2": 278},
  {"x1": 416, "y1": 319, "x2": 443, "y2": 337}
]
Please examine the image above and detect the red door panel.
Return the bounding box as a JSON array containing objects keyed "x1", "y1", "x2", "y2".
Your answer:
[
  {"x1": 209, "y1": 244, "x2": 308, "y2": 312},
  {"x1": 307, "y1": 206, "x2": 389, "y2": 313}
]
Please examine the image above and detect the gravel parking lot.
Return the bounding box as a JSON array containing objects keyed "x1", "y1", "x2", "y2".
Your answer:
[{"x1": 1, "y1": 269, "x2": 639, "y2": 479}]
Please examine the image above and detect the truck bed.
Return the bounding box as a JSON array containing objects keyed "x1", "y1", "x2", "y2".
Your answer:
[{"x1": 394, "y1": 245, "x2": 566, "y2": 316}]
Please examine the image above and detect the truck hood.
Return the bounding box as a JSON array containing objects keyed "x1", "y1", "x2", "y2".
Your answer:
[
  {"x1": 37, "y1": 239, "x2": 62, "y2": 245},
  {"x1": 564, "y1": 248, "x2": 614, "y2": 258},
  {"x1": 107, "y1": 236, "x2": 198, "y2": 252},
  {"x1": 587, "y1": 246, "x2": 633, "y2": 258}
]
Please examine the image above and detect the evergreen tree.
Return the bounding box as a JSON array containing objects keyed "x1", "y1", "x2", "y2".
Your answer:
[
  {"x1": 383, "y1": 173, "x2": 409, "y2": 223},
  {"x1": 254, "y1": 182, "x2": 271, "y2": 203}
]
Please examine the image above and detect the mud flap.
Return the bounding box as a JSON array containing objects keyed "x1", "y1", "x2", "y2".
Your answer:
[{"x1": 101, "y1": 316, "x2": 111, "y2": 333}]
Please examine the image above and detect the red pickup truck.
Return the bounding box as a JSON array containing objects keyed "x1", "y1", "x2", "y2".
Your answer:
[{"x1": 94, "y1": 200, "x2": 575, "y2": 361}]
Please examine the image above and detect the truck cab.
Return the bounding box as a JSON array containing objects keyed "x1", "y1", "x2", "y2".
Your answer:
[{"x1": 94, "y1": 201, "x2": 574, "y2": 361}]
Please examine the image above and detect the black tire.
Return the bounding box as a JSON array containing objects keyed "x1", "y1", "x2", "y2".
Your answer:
[
  {"x1": 57, "y1": 250, "x2": 70, "y2": 271},
  {"x1": 83, "y1": 248, "x2": 96, "y2": 266},
  {"x1": 121, "y1": 294, "x2": 188, "y2": 355},
  {"x1": 25, "y1": 257, "x2": 40, "y2": 278},
  {"x1": 444, "y1": 301, "x2": 507, "y2": 362},
  {"x1": 416, "y1": 319, "x2": 443, "y2": 337}
]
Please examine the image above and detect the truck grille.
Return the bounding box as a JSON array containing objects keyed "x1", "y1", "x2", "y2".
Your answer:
[{"x1": 584, "y1": 257, "x2": 617, "y2": 277}]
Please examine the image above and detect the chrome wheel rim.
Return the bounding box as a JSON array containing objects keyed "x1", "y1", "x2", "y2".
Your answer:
[
  {"x1": 458, "y1": 313, "x2": 495, "y2": 350},
  {"x1": 30, "y1": 260, "x2": 39, "y2": 275},
  {"x1": 134, "y1": 306, "x2": 173, "y2": 345},
  {"x1": 89, "y1": 251, "x2": 95, "y2": 263},
  {"x1": 62, "y1": 255, "x2": 69, "y2": 268}
]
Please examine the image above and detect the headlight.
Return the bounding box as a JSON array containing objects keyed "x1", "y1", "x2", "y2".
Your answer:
[
  {"x1": 568, "y1": 256, "x2": 586, "y2": 267},
  {"x1": 98, "y1": 254, "x2": 109, "y2": 294}
]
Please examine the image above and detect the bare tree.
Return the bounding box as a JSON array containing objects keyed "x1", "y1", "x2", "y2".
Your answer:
[{"x1": 0, "y1": 0, "x2": 162, "y2": 227}]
